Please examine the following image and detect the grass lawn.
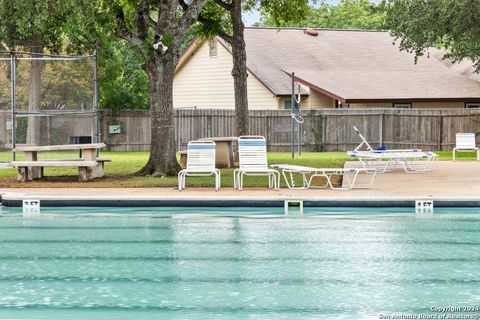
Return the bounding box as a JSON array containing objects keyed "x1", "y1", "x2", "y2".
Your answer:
[{"x1": 0, "y1": 150, "x2": 477, "y2": 188}]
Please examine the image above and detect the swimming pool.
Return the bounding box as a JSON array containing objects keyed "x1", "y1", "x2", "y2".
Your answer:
[{"x1": 0, "y1": 206, "x2": 479, "y2": 319}]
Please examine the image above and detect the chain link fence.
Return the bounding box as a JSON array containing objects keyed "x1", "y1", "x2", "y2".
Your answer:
[{"x1": 0, "y1": 51, "x2": 98, "y2": 160}]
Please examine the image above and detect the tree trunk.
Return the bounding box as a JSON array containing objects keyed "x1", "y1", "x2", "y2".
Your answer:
[
  {"x1": 135, "y1": 55, "x2": 181, "y2": 177},
  {"x1": 26, "y1": 37, "x2": 43, "y2": 145},
  {"x1": 230, "y1": 0, "x2": 249, "y2": 136}
]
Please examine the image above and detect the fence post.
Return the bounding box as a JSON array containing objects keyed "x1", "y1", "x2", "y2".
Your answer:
[
  {"x1": 10, "y1": 51, "x2": 16, "y2": 161},
  {"x1": 321, "y1": 114, "x2": 327, "y2": 150},
  {"x1": 438, "y1": 113, "x2": 443, "y2": 151},
  {"x1": 207, "y1": 114, "x2": 212, "y2": 137},
  {"x1": 265, "y1": 115, "x2": 270, "y2": 147},
  {"x1": 379, "y1": 113, "x2": 384, "y2": 146},
  {"x1": 392, "y1": 112, "x2": 396, "y2": 149}
]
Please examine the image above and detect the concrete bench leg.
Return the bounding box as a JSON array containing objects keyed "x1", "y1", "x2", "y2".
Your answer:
[
  {"x1": 78, "y1": 167, "x2": 94, "y2": 181},
  {"x1": 28, "y1": 167, "x2": 43, "y2": 180},
  {"x1": 17, "y1": 167, "x2": 28, "y2": 182},
  {"x1": 91, "y1": 162, "x2": 104, "y2": 178}
]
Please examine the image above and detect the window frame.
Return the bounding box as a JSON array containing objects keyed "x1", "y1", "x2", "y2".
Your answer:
[
  {"x1": 393, "y1": 103, "x2": 412, "y2": 109},
  {"x1": 208, "y1": 40, "x2": 218, "y2": 58},
  {"x1": 465, "y1": 102, "x2": 480, "y2": 109},
  {"x1": 284, "y1": 100, "x2": 292, "y2": 110}
]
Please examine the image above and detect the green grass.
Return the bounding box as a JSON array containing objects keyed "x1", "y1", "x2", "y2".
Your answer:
[{"x1": 0, "y1": 150, "x2": 477, "y2": 187}]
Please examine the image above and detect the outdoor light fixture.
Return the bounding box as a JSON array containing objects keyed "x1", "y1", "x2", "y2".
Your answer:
[{"x1": 153, "y1": 35, "x2": 168, "y2": 53}]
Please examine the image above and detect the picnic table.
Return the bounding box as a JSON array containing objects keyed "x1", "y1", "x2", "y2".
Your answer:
[
  {"x1": 200, "y1": 136, "x2": 238, "y2": 168},
  {"x1": 179, "y1": 137, "x2": 238, "y2": 169},
  {"x1": 12, "y1": 143, "x2": 109, "y2": 182}
]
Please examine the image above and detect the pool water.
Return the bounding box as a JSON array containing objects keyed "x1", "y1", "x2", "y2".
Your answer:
[{"x1": 0, "y1": 207, "x2": 479, "y2": 319}]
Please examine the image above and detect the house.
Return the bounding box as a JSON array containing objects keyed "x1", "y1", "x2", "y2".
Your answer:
[{"x1": 173, "y1": 27, "x2": 480, "y2": 109}]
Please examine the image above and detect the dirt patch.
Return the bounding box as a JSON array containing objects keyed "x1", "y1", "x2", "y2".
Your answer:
[
  {"x1": 0, "y1": 175, "x2": 141, "y2": 188},
  {"x1": 308, "y1": 175, "x2": 343, "y2": 188}
]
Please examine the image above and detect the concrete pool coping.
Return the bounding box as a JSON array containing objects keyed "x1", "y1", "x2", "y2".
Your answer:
[
  {"x1": 1, "y1": 161, "x2": 480, "y2": 207},
  {"x1": 1, "y1": 190, "x2": 480, "y2": 208}
]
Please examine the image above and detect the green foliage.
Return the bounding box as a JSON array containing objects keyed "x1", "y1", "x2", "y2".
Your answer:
[
  {"x1": 0, "y1": 0, "x2": 99, "y2": 52},
  {"x1": 98, "y1": 39, "x2": 149, "y2": 111},
  {"x1": 193, "y1": 1, "x2": 231, "y2": 40},
  {"x1": 386, "y1": 0, "x2": 480, "y2": 70},
  {"x1": 0, "y1": 0, "x2": 148, "y2": 111},
  {"x1": 260, "y1": 0, "x2": 387, "y2": 30},
  {"x1": 255, "y1": 0, "x2": 314, "y2": 27}
]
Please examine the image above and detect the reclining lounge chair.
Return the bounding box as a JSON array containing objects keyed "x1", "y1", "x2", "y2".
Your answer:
[
  {"x1": 348, "y1": 126, "x2": 437, "y2": 173},
  {"x1": 271, "y1": 164, "x2": 377, "y2": 190}
]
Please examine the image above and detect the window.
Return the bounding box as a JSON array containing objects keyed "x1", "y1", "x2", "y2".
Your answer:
[
  {"x1": 208, "y1": 40, "x2": 217, "y2": 57},
  {"x1": 284, "y1": 100, "x2": 292, "y2": 109},
  {"x1": 339, "y1": 103, "x2": 349, "y2": 109},
  {"x1": 393, "y1": 103, "x2": 412, "y2": 109},
  {"x1": 465, "y1": 102, "x2": 480, "y2": 109}
]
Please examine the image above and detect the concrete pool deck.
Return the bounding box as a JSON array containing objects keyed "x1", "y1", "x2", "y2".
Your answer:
[{"x1": 1, "y1": 161, "x2": 480, "y2": 206}]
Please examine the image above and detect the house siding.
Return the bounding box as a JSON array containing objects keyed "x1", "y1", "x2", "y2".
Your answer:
[
  {"x1": 307, "y1": 89, "x2": 336, "y2": 108},
  {"x1": 174, "y1": 40, "x2": 278, "y2": 109},
  {"x1": 349, "y1": 102, "x2": 466, "y2": 108},
  {"x1": 412, "y1": 102, "x2": 465, "y2": 108},
  {"x1": 276, "y1": 89, "x2": 336, "y2": 109}
]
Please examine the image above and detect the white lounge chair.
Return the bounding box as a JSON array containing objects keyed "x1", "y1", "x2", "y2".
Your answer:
[
  {"x1": 453, "y1": 133, "x2": 479, "y2": 161},
  {"x1": 347, "y1": 150, "x2": 437, "y2": 173},
  {"x1": 349, "y1": 125, "x2": 437, "y2": 173},
  {"x1": 233, "y1": 136, "x2": 280, "y2": 190},
  {"x1": 270, "y1": 164, "x2": 376, "y2": 190},
  {"x1": 178, "y1": 140, "x2": 220, "y2": 191},
  {"x1": 352, "y1": 125, "x2": 420, "y2": 153}
]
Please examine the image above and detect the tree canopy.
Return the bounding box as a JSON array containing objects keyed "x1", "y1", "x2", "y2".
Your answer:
[
  {"x1": 386, "y1": 0, "x2": 480, "y2": 70},
  {"x1": 259, "y1": 0, "x2": 386, "y2": 30}
]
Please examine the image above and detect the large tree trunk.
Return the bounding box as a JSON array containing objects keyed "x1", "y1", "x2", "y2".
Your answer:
[
  {"x1": 230, "y1": 0, "x2": 249, "y2": 136},
  {"x1": 26, "y1": 37, "x2": 43, "y2": 145},
  {"x1": 136, "y1": 55, "x2": 181, "y2": 177}
]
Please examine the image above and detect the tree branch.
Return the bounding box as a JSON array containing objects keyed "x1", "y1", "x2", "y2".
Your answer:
[
  {"x1": 115, "y1": 8, "x2": 145, "y2": 54},
  {"x1": 198, "y1": 14, "x2": 233, "y2": 44},
  {"x1": 178, "y1": 0, "x2": 210, "y2": 30},
  {"x1": 0, "y1": 41, "x2": 10, "y2": 51},
  {"x1": 178, "y1": 0, "x2": 188, "y2": 12},
  {"x1": 134, "y1": 0, "x2": 149, "y2": 40},
  {"x1": 213, "y1": 0, "x2": 232, "y2": 11},
  {"x1": 143, "y1": 8, "x2": 157, "y2": 30},
  {"x1": 157, "y1": 0, "x2": 176, "y2": 36},
  {"x1": 176, "y1": 0, "x2": 210, "y2": 45}
]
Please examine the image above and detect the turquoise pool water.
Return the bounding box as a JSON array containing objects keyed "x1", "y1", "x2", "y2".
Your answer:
[{"x1": 0, "y1": 206, "x2": 479, "y2": 319}]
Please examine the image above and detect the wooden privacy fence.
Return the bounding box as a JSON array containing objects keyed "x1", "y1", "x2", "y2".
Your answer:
[{"x1": 100, "y1": 108, "x2": 480, "y2": 152}]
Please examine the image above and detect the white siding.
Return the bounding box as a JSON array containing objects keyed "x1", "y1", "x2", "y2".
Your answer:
[
  {"x1": 174, "y1": 40, "x2": 278, "y2": 109},
  {"x1": 307, "y1": 89, "x2": 335, "y2": 108}
]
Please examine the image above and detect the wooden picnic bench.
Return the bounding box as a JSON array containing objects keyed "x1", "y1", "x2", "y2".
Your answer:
[{"x1": 12, "y1": 143, "x2": 110, "y2": 182}]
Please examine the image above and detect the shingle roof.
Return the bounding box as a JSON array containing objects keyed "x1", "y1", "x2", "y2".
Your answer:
[{"x1": 242, "y1": 28, "x2": 480, "y2": 101}]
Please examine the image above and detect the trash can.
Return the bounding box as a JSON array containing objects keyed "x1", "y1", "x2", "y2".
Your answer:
[
  {"x1": 69, "y1": 136, "x2": 92, "y2": 157},
  {"x1": 69, "y1": 136, "x2": 92, "y2": 144}
]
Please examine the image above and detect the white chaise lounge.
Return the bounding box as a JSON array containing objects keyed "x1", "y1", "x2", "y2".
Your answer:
[
  {"x1": 352, "y1": 125, "x2": 420, "y2": 153},
  {"x1": 453, "y1": 133, "x2": 479, "y2": 161},
  {"x1": 234, "y1": 136, "x2": 280, "y2": 190},
  {"x1": 178, "y1": 140, "x2": 220, "y2": 191},
  {"x1": 270, "y1": 164, "x2": 377, "y2": 190},
  {"x1": 348, "y1": 125, "x2": 437, "y2": 173},
  {"x1": 347, "y1": 150, "x2": 437, "y2": 173}
]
